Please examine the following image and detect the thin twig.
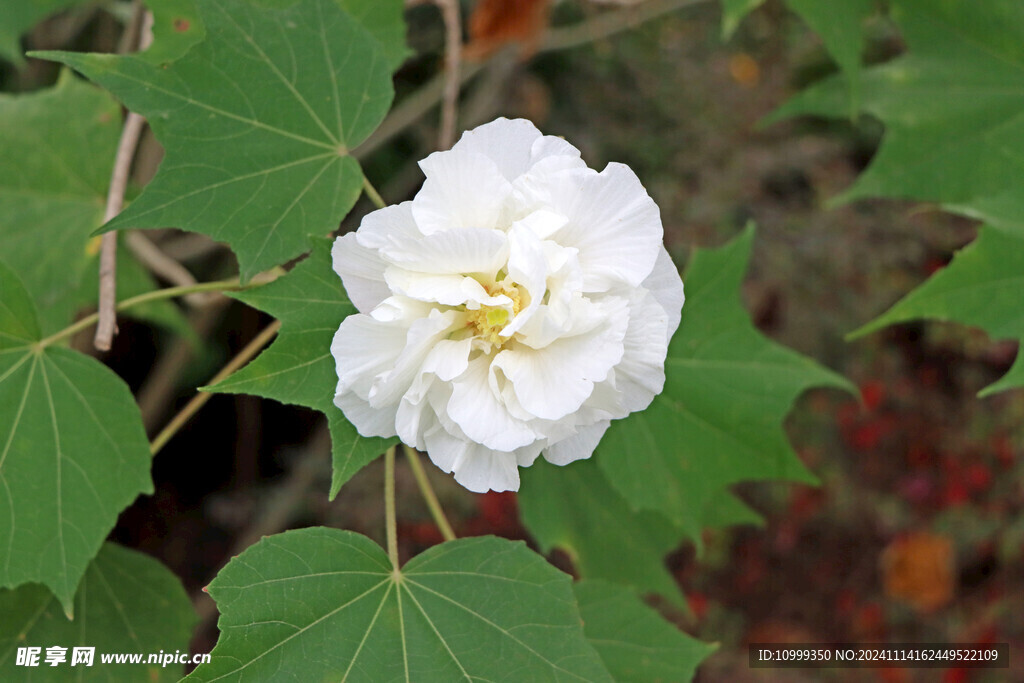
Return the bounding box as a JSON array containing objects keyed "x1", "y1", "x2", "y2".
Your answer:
[
  {"x1": 36, "y1": 275, "x2": 271, "y2": 350},
  {"x1": 94, "y1": 7, "x2": 154, "y2": 351},
  {"x1": 94, "y1": 111, "x2": 146, "y2": 351},
  {"x1": 355, "y1": 0, "x2": 712, "y2": 160},
  {"x1": 543, "y1": 0, "x2": 710, "y2": 52},
  {"x1": 435, "y1": 0, "x2": 462, "y2": 150},
  {"x1": 385, "y1": 445, "x2": 400, "y2": 569},
  {"x1": 149, "y1": 320, "x2": 282, "y2": 456},
  {"x1": 403, "y1": 444, "x2": 456, "y2": 541},
  {"x1": 124, "y1": 232, "x2": 217, "y2": 306}
]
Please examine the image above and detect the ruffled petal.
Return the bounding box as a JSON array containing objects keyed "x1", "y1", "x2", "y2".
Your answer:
[
  {"x1": 492, "y1": 299, "x2": 629, "y2": 420},
  {"x1": 422, "y1": 424, "x2": 521, "y2": 493},
  {"x1": 414, "y1": 149, "x2": 515, "y2": 233},
  {"x1": 384, "y1": 270, "x2": 504, "y2": 307},
  {"x1": 334, "y1": 390, "x2": 398, "y2": 439},
  {"x1": 451, "y1": 117, "x2": 542, "y2": 181},
  {"x1": 331, "y1": 314, "x2": 407, "y2": 397},
  {"x1": 448, "y1": 356, "x2": 539, "y2": 452},
  {"x1": 369, "y1": 310, "x2": 460, "y2": 407},
  {"x1": 546, "y1": 163, "x2": 663, "y2": 291},
  {"x1": 544, "y1": 420, "x2": 610, "y2": 466},
  {"x1": 378, "y1": 227, "x2": 509, "y2": 276},
  {"x1": 642, "y1": 247, "x2": 685, "y2": 341},
  {"x1": 611, "y1": 289, "x2": 670, "y2": 413},
  {"x1": 332, "y1": 233, "x2": 390, "y2": 313},
  {"x1": 355, "y1": 201, "x2": 423, "y2": 250}
]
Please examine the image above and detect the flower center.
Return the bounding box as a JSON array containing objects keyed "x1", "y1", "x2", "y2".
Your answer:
[{"x1": 465, "y1": 282, "x2": 523, "y2": 345}]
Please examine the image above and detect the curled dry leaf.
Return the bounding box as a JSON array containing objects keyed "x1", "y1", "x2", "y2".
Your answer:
[{"x1": 464, "y1": 0, "x2": 551, "y2": 61}]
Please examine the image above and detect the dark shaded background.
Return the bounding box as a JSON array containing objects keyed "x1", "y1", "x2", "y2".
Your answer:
[{"x1": 5, "y1": 1, "x2": 1022, "y2": 680}]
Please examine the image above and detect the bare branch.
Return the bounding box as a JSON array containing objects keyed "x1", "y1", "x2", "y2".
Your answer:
[
  {"x1": 94, "y1": 7, "x2": 154, "y2": 351},
  {"x1": 435, "y1": 0, "x2": 463, "y2": 150}
]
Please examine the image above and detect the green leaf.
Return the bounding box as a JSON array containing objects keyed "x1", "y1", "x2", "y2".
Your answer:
[
  {"x1": 721, "y1": 0, "x2": 764, "y2": 39},
  {"x1": 185, "y1": 527, "x2": 613, "y2": 682},
  {"x1": 0, "y1": 72, "x2": 114, "y2": 334},
  {"x1": 36, "y1": 0, "x2": 401, "y2": 280},
  {"x1": 0, "y1": 0, "x2": 85, "y2": 64},
  {"x1": 852, "y1": 226, "x2": 1024, "y2": 395},
  {"x1": 0, "y1": 263, "x2": 153, "y2": 615},
  {"x1": 0, "y1": 543, "x2": 196, "y2": 681},
  {"x1": 209, "y1": 237, "x2": 394, "y2": 496},
  {"x1": 75, "y1": 240, "x2": 197, "y2": 342},
  {"x1": 144, "y1": 0, "x2": 205, "y2": 66},
  {"x1": 771, "y1": 0, "x2": 1024, "y2": 234},
  {"x1": 519, "y1": 458, "x2": 687, "y2": 608},
  {"x1": 0, "y1": 72, "x2": 188, "y2": 336},
  {"x1": 723, "y1": 0, "x2": 872, "y2": 109},
  {"x1": 785, "y1": 0, "x2": 872, "y2": 112},
  {"x1": 575, "y1": 581, "x2": 714, "y2": 683},
  {"x1": 596, "y1": 227, "x2": 853, "y2": 540}
]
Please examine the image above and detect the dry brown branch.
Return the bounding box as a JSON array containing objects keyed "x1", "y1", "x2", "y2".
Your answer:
[
  {"x1": 94, "y1": 7, "x2": 154, "y2": 351},
  {"x1": 436, "y1": 0, "x2": 463, "y2": 150}
]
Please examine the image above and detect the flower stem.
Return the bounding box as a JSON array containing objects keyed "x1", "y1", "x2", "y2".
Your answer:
[
  {"x1": 35, "y1": 273, "x2": 278, "y2": 350},
  {"x1": 404, "y1": 444, "x2": 456, "y2": 542},
  {"x1": 362, "y1": 174, "x2": 387, "y2": 210},
  {"x1": 149, "y1": 320, "x2": 281, "y2": 456},
  {"x1": 385, "y1": 444, "x2": 400, "y2": 569}
]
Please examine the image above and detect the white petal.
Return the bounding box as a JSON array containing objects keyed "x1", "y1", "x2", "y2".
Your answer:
[
  {"x1": 331, "y1": 314, "x2": 406, "y2": 397},
  {"x1": 453, "y1": 447, "x2": 521, "y2": 493},
  {"x1": 422, "y1": 424, "x2": 521, "y2": 493},
  {"x1": 379, "y1": 227, "x2": 509, "y2": 276},
  {"x1": 332, "y1": 234, "x2": 390, "y2": 313},
  {"x1": 448, "y1": 356, "x2": 539, "y2": 452},
  {"x1": 614, "y1": 289, "x2": 670, "y2": 413},
  {"x1": 334, "y1": 390, "x2": 398, "y2": 438},
  {"x1": 508, "y1": 208, "x2": 568, "y2": 240},
  {"x1": 369, "y1": 310, "x2": 460, "y2": 407},
  {"x1": 451, "y1": 117, "x2": 542, "y2": 181},
  {"x1": 355, "y1": 201, "x2": 423, "y2": 250},
  {"x1": 414, "y1": 149, "x2": 514, "y2": 233},
  {"x1": 492, "y1": 301, "x2": 629, "y2": 420},
  {"x1": 642, "y1": 247, "x2": 685, "y2": 341},
  {"x1": 529, "y1": 134, "x2": 583, "y2": 167},
  {"x1": 501, "y1": 223, "x2": 548, "y2": 337},
  {"x1": 544, "y1": 420, "x2": 610, "y2": 466},
  {"x1": 384, "y1": 269, "x2": 503, "y2": 307},
  {"x1": 547, "y1": 163, "x2": 663, "y2": 291}
]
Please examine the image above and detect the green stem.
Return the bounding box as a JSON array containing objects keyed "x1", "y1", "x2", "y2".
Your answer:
[
  {"x1": 404, "y1": 444, "x2": 456, "y2": 542},
  {"x1": 385, "y1": 444, "x2": 400, "y2": 569},
  {"x1": 36, "y1": 276, "x2": 266, "y2": 350},
  {"x1": 362, "y1": 174, "x2": 387, "y2": 210},
  {"x1": 149, "y1": 320, "x2": 281, "y2": 456}
]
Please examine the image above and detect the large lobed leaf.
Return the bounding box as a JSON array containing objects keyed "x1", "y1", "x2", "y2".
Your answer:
[
  {"x1": 0, "y1": 264, "x2": 153, "y2": 615},
  {"x1": 722, "y1": 0, "x2": 872, "y2": 109},
  {"x1": 0, "y1": 71, "x2": 187, "y2": 336},
  {"x1": 209, "y1": 238, "x2": 394, "y2": 496},
  {"x1": 853, "y1": 226, "x2": 1024, "y2": 395},
  {"x1": 595, "y1": 227, "x2": 852, "y2": 540},
  {"x1": 37, "y1": 0, "x2": 403, "y2": 280},
  {"x1": 575, "y1": 580, "x2": 714, "y2": 683},
  {"x1": 186, "y1": 527, "x2": 613, "y2": 682},
  {"x1": 771, "y1": 0, "x2": 1024, "y2": 235},
  {"x1": 0, "y1": 543, "x2": 196, "y2": 682},
  {"x1": 0, "y1": 0, "x2": 85, "y2": 64},
  {"x1": 519, "y1": 458, "x2": 688, "y2": 608}
]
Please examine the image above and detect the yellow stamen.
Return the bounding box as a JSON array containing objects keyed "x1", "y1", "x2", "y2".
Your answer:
[{"x1": 465, "y1": 282, "x2": 523, "y2": 345}]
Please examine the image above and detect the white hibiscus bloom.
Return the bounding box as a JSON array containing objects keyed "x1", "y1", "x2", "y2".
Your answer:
[{"x1": 331, "y1": 117, "x2": 684, "y2": 493}]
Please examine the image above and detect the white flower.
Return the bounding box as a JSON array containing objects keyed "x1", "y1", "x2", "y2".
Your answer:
[{"x1": 331, "y1": 118, "x2": 684, "y2": 493}]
